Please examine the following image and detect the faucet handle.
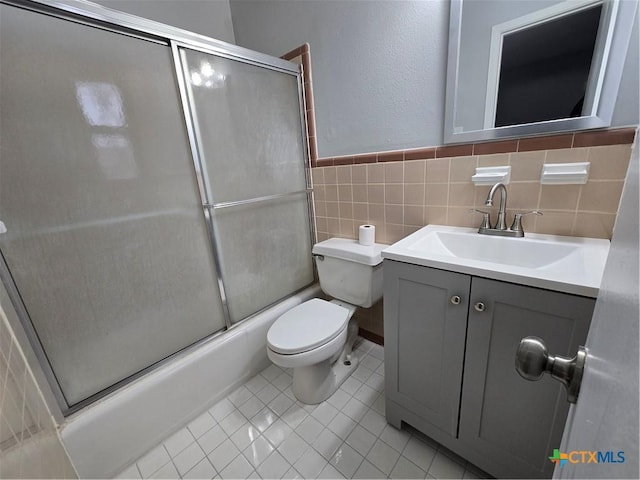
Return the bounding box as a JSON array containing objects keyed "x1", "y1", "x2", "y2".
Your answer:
[
  {"x1": 469, "y1": 208, "x2": 491, "y2": 230},
  {"x1": 510, "y1": 210, "x2": 543, "y2": 232}
]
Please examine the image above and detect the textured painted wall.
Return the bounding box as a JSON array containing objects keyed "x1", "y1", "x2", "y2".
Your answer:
[
  {"x1": 614, "y1": 4, "x2": 640, "y2": 127},
  {"x1": 95, "y1": 0, "x2": 236, "y2": 43},
  {"x1": 457, "y1": 0, "x2": 565, "y2": 131},
  {"x1": 230, "y1": 0, "x2": 449, "y2": 157},
  {"x1": 229, "y1": 0, "x2": 638, "y2": 157}
]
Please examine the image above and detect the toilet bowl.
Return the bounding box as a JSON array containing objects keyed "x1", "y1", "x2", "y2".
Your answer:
[
  {"x1": 267, "y1": 298, "x2": 359, "y2": 404},
  {"x1": 267, "y1": 238, "x2": 386, "y2": 404}
]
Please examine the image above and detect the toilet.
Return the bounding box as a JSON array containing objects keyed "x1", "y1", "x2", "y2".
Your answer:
[{"x1": 267, "y1": 237, "x2": 386, "y2": 404}]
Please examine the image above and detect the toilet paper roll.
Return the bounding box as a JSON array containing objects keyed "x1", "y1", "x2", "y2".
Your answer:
[{"x1": 358, "y1": 224, "x2": 375, "y2": 246}]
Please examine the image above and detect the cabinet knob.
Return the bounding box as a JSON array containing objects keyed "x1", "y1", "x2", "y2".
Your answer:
[
  {"x1": 450, "y1": 295, "x2": 461, "y2": 305},
  {"x1": 515, "y1": 336, "x2": 586, "y2": 404},
  {"x1": 474, "y1": 302, "x2": 486, "y2": 312}
]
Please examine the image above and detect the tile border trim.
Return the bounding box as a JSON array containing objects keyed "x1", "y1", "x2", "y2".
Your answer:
[
  {"x1": 281, "y1": 43, "x2": 318, "y2": 165},
  {"x1": 314, "y1": 127, "x2": 637, "y2": 167}
]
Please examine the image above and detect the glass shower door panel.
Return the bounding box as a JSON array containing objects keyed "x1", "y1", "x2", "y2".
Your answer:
[
  {"x1": 213, "y1": 195, "x2": 314, "y2": 323},
  {"x1": 179, "y1": 48, "x2": 314, "y2": 322},
  {"x1": 0, "y1": 6, "x2": 225, "y2": 406},
  {"x1": 180, "y1": 49, "x2": 308, "y2": 203}
]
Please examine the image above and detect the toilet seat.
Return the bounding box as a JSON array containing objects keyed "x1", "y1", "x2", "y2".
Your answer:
[{"x1": 267, "y1": 298, "x2": 350, "y2": 355}]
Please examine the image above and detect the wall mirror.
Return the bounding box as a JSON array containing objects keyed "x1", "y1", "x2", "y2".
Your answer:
[{"x1": 444, "y1": 0, "x2": 637, "y2": 144}]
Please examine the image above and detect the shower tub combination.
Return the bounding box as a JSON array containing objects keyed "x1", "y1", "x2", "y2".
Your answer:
[
  {"x1": 0, "y1": 0, "x2": 317, "y2": 476},
  {"x1": 62, "y1": 285, "x2": 319, "y2": 478}
]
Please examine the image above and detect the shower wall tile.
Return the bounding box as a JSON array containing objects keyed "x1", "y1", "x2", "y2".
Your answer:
[
  {"x1": 338, "y1": 185, "x2": 353, "y2": 202},
  {"x1": 337, "y1": 166, "x2": 352, "y2": 184},
  {"x1": 539, "y1": 185, "x2": 580, "y2": 210},
  {"x1": 351, "y1": 165, "x2": 367, "y2": 184},
  {"x1": 449, "y1": 156, "x2": 477, "y2": 182},
  {"x1": 426, "y1": 159, "x2": 450, "y2": 183},
  {"x1": 384, "y1": 163, "x2": 403, "y2": 183},
  {"x1": 367, "y1": 164, "x2": 384, "y2": 183},
  {"x1": 579, "y1": 181, "x2": 625, "y2": 213},
  {"x1": 507, "y1": 182, "x2": 542, "y2": 210},
  {"x1": 352, "y1": 185, "x2": 368, "y2": 203},
  {"x1": 509, "y1": 151, "x2": 546, "y2": 181},
  {"x1": 313, "y1": 142, "x2": 634, "y2": 246},
  {"x1": 403, "y1": 160, "x2": 426, "y2": 183},
  {"x1": 0, "y1": 305, "x2": 77, "y2": 479},
  {"x1": 573, "y1": 212, "x2": 617, "y2": 239},
  {"x1": 384, "y1": 185, "x2": 403, "y2": 205},
  {"x1": 477, "y1": 152, "x2": 510, "y2": 167},
  {"x1": 404, "y1": 184, "x2": 425, "y2": 205},
  {"x1": 546, "y1": 146, "x2": 590, "y2": 164},
  {"x1": 588, "y1": 145, "x2": 634, "y2": 180}
]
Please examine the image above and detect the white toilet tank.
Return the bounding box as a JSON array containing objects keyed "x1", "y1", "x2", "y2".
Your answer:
[{"x1": 312, "y1": 238, "x2": 386, "y2": 308}]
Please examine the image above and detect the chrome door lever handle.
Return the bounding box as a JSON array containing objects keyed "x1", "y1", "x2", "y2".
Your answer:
[{"x1": 515, "y1": 336, "x2": 586, "y2": 404}]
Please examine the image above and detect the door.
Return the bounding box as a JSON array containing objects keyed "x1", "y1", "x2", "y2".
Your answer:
[
  {"x1": 383, "y1": 260, "x2": 470, "y2": 438},
  {"x1": 554, "y1": 133, "x2": 638, "y2": 478},
  {"x1": 174, "y1": 46, "x2": 314, "y2": 324},
  {"x1": 459, "y1": 278, "x2": 594, "y2": 478}
]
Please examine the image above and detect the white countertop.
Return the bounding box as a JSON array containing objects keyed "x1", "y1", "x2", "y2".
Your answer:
[{"x1": 381, "y1": 225, "x2": 610, "y2": 298}]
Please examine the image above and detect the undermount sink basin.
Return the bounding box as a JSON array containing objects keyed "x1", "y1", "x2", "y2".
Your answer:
[{"x1": 382, "y1": 225, "x2": 610, "y2": 297}]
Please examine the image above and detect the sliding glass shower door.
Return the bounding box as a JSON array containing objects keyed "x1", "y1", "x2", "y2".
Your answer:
[
  {"x1": 0, "y1": 2, "x2": 314, "y2": 413},
  {"x1": 0, "y1": 5, "x2": 227, "y2": 408},
  {"x1": 176, "y1": 47, "x2": 315, "y2": 323}
]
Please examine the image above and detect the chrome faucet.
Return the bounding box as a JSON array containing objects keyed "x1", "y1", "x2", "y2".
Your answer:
[
  {"x1": 485, "y1": 182, "x2": 508, "y2": 231},
  {"x1": 470, "y1": 182, "x2": 543, "y2": 237}
]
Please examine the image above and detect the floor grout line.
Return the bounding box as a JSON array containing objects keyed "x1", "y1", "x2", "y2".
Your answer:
[{"x1": 117, "y1": 337, "x2": 491, "y2": 480}]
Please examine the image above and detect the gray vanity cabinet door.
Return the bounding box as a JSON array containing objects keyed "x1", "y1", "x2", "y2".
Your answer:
[
  {"x1": 459, "y1": 278, "x2": 594, "y2": 479},
  {"x1": 384, "y1": 260, "x2": 470, "y2": 438}
]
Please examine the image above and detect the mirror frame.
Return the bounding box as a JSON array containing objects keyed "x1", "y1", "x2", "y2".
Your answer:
[{"x1": 444, "y1": 0, "x2": 638, "y2": 144}]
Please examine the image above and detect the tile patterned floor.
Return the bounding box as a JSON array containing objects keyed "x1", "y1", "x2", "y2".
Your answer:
[{"x1": 115, "y1": 339, "x2": 490, "y2": 479}]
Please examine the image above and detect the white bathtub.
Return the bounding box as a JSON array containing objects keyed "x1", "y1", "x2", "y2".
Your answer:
[{"x1": 61, "y1": 285, "x2": 320, "y2": 479}]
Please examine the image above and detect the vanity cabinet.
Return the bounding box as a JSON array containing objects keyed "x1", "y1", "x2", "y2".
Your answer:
[
  {"x1": 383, "y1": 260, "x2": 595, "y2": 479},
  {"x1": 382, "y1": 262, "x2": 470, "y2": 437}
]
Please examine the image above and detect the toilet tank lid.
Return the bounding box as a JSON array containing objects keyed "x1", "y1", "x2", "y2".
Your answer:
[{"x1": 312, "y1": 238, "x2": 387, "y2": 266}]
